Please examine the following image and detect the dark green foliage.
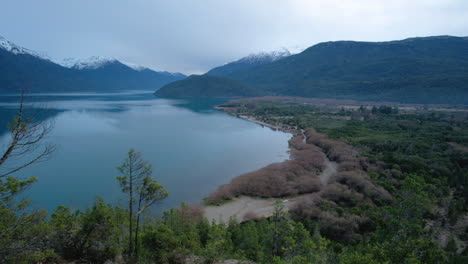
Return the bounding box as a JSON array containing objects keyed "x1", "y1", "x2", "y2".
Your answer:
[
  {"x1": 138, "y1": 204, "x2": 333, "y2": 264},
  {"x1": 141, "y1": 225, "x2": 181, "y2": 263},
  {"x1": 49, "y1": 198, "x2": 125, "y2": 263},
  {"x1": 0, "y1": 205, "x2": 53, "y2": 263},
  {"x1": 318, "y1": 113, "x2": 468, "y2": 215}
]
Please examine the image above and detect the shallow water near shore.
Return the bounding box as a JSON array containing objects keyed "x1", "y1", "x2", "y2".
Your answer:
[{"x1": 0, "y1": 91, "x2": 291, "y2": 213}]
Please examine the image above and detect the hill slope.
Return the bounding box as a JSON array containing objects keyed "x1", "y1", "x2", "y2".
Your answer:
[
  {"x1": 155, "y1": 75, "x2": 260, "y2": 98},
  {"x1": 158, "y1": 36, "x2": 468, "y2": 104}
]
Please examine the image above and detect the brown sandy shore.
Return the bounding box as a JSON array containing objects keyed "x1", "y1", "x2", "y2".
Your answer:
[
  {"x1": 204, "y1": 161, "x2": 338, "y2": 223},
  {"x1": 205, "y1": 106, "x2": 337, "y2": 223}
]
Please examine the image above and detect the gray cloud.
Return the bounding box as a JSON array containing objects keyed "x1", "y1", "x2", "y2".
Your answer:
[{"x1": 1, "y1": 0, "x2": 467, "y2": 74}]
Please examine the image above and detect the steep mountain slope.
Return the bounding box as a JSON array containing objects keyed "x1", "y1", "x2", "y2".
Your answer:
[
  {"x1": 158, "y1": 36, "x2": 468, "y2": 104},
  {"x1": 0, "y1": 35, "x2": 51, "y2": 59},
  {"x1": 0, "y1": 42, "x2": 78, "y2": 93},
  {"x1": 0, "y1": 36, "x2": 185, "y2": 93},
  {"x1": 155, "y1": 75, "x2": 260, "y2": 97}
]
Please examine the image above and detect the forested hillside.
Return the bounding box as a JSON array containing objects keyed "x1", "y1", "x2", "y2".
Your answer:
[
  {"x1": 157, "y1": 36, "x2": 468, "y2": 104},
  {"x1": 155, "y1": 75, "x2": 261, "y2": 98}
]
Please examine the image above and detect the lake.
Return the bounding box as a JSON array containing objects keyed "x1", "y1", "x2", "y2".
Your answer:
[{"x1": 0, "y1": 91, "x2": 291, "y2": 213}]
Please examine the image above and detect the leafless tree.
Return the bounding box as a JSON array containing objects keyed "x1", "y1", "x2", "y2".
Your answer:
[{"x1": 0, "y1": 92, "x2": 55, "y2": 179}]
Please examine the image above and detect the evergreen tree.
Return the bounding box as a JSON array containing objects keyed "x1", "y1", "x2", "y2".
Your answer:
[{"x1": 116, "y1": 149, "x2": 168, "y2": 259}]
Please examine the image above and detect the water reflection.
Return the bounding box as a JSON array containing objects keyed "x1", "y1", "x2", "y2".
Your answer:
[{"x1": 0, "y1": 92, "x2": 290, "y2": 213}]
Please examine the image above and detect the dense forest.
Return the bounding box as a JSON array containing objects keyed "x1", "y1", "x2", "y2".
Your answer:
[{"x1": 156, "y1": 36, "x2": 468, "y2": 104}]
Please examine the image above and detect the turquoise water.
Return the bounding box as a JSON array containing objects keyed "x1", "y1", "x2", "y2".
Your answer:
[{"x1": 0, "y1": 92, "x2": 290, "y2": 213}]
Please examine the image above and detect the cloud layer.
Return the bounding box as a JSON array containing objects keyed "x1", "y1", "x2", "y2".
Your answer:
[{"x1": 1, "y1": 0, "x2": 467, "y2": 74}]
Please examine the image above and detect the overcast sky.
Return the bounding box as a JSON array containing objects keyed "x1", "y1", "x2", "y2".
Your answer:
[{"x1": 1, "y1": 0, "x2": 467, "y2": 74}]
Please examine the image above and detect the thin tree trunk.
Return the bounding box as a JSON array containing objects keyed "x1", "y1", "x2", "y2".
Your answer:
[
  {"x1": 0, "y1": 102, "x2": 22, "y2": 167},
  {"x1": 0, "y1": 137, "x2": 19, "y2": 166},
  {"x1": 128, "y1": 159, "x2": 134, "y2": 258},
  {"x1": 135, "y1": 195, "x2": 143, "y2": 259},
  {"x1": 129, "y1": 189, "x2": 133, "y2": 257},
  {"x1": 78, "y1": 226, "x2": 96, "y2": 256}
]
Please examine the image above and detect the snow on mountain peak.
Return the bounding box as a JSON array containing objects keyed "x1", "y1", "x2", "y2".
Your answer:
[
  {"x1": 59, "y1": 56, "x2": 118, "y2": 69},
  {"x1": 0, "y1": 35, "x2": 51, "y2": 60},
  {"x1": 119, "y1": 60, "x2": 148, "y2": 71},
  {"x1": 238, "y1": 48, "x2": 291, "y2": 64},
  {"x1": 59, "y1": 57, "x2": 155, "y2": 71}
]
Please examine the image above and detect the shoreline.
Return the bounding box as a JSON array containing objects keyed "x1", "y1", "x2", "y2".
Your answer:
[
  {"x1": 215, "y1": 105, "x2": 298, "y2": 135},
  {"x1": 204, "y1": 104, "x2": 328, "y2": 223}
]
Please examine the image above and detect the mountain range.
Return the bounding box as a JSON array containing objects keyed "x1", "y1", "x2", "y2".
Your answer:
[
  {"x1": 2, "y1": 35, "x2": 468, "y2": 104},
  {"x1": 156, "y1": 36, "x2": 468, "y2": 104},
  {"x1": 0, "y1": 36, "x2": 186, "y2": 93}
]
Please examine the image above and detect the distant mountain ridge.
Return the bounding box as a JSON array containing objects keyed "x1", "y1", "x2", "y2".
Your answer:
[
  {"x1": 0, "y1": 36, "x2": 186, "y2": 93},
  {"x1": 156, "y1": 36, "x2": 468, "y2": 104}
]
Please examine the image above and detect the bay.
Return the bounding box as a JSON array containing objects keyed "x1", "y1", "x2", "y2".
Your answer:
[{"x1": 0, "y1": 91, "x2": 291, "y2": 213}]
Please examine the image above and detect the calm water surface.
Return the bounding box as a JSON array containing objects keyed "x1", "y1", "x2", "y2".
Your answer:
[{"x1": 0, "y1": 92, "x2": 291, "y2": 213}]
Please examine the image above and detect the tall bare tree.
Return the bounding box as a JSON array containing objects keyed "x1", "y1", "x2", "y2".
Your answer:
[
  {"x1": 0, "y1": 92, "x2": 55, "y2": 261},
  {"x1": 117, "y1": 149, "x2": 168, "y2": 259}
]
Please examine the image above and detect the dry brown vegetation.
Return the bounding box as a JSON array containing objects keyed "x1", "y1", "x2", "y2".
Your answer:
[
  {"x1": 331, "y1": 171, "x2": 392, "y2": 202},
  {"x1": 305, "y1": 128, "x2": 364, "y2": 169},
  {"x1": 207, "y1": 133, "x2": 326, "y2": 203},
  {"x1": 208, "y1": 128, "x2": 389, "y2": 204}
]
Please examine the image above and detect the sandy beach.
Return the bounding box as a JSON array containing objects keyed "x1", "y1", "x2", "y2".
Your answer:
[{"x1": 203, "y1": 111, "x2": 338, "y2": 223}]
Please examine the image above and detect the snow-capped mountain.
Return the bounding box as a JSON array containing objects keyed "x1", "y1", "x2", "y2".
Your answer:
[
  {"x1": 59, "y1": 57, "x2": 169, "y2": 74},
  {"x1": 119, "y1": 60, "x2": 149, "y2": 71},
  {"x1": 206, "y1": 48, "x2": 291, "y2": 77},
  {"x1": 0, "y1": 35, "x2": 50, "y2": 60},
  {"x1": 59, "y1": 56, "x2": 119, "y2": 70},
  {"x1": 237, "y1": 48, "x2": 291, "y2": 64}
]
